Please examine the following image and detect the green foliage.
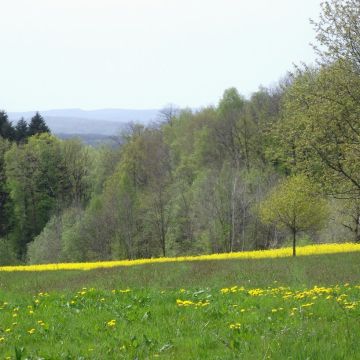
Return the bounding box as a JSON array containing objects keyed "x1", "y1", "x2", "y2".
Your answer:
[
  {"x1": 260, "y1": 175, "x2": 329, "y2": 255},
  {"x1": 279, "y1": 63, "x2": 360, "y2": 198},
  {"x1": 312, "y1": 0, "x2": 360, "y2": 69},
  {"x1": 3, "y1": 134, "x2": 94, "y2": 259},
  {"x1": 27, "y1": 207, "x2": 84, "y2": 264},
  {"x1": 0, "y1": 238, "x2": 18, "y2": 265},
  {"x1": 5, "y1": 134, "x2": 61, "y2": 258},
  {"x1": 0, "y1": 137, "x2": 13, "y2": 238}
]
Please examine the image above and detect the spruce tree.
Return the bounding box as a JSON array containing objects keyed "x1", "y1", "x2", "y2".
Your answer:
[
  {"x1": 15, "y1": 118, "x2": 28, "y2": 143},
  {"x1": 0, "y1": 111, "x2": 15, "y2": 141},
  {"x1": 28, "y1": 112, "x2": 50, "y2": 136}
]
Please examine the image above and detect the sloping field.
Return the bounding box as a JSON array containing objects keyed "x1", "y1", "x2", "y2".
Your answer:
[{"x1": 0, "y1": 245, "x2": 359, "y2": 359}]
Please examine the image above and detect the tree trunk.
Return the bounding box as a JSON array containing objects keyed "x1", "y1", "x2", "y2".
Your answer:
[
  {"x1": 292, "y1": 229, "x2": 296, "y2": 257},
  {"x1": 230, "y1": 174, "x2": 238, "y2": 252}
]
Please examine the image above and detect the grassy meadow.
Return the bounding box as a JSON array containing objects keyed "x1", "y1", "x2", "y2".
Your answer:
[{"x1": 0, "y1": 247, "x2": 360, "y2": 359}]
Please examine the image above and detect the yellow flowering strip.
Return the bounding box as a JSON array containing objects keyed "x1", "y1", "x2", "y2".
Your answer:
[{"x1": 0, "y1": 243, "x2": 359, "y2": 272}]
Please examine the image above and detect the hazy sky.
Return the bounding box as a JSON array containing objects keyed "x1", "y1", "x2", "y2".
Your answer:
[{"x1": 1, "y1": 0, "x2": 321, "y2": 111}]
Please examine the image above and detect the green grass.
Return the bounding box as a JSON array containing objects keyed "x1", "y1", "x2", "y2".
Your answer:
[{"x1": 0, "y1": 252, "x2": 359, "y2": 359}]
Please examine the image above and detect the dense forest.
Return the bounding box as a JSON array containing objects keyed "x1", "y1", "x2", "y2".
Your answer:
[{"x1": 0, "y1": 0, "x2": 359, "y2": 264}]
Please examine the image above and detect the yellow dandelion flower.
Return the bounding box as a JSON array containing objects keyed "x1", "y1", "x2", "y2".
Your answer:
[
  {"x1": 229, "y1": 323, "x2": 241, "y2": 330},
  {"x1": 107, "y1": 319, "x2": 116, "y2": 327},
  {"x1": 301, "y1": 303, "x2": 314, "y2": 308}
]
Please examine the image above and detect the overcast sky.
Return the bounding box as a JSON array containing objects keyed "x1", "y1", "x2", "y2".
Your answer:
[{"x1": 1, "y1": 0, "x2": 322, "y2": 111}]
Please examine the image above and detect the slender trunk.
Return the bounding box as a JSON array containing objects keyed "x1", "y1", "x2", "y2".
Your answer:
[
  {"x1": 230, "y1": 175, "x2": 238, "y2": 252},
  {"x1": 160, "y1": 204, "x2": 166, "y2": 257},
  {"x1": 292, "y1": 229, "x2": 296, "y2": 257},
  {"x1": 241, "y1": 188, "x2": 246, "y2": 251},
  {"x1": 355, "y1": 211, "x2": 360, "y2": 243}
]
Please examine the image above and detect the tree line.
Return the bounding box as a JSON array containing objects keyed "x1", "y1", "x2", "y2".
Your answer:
[
  {"x1": 0, "y1": 111, "x2": 50, "y2": 143},
  {"x1": 0, "y1": 0, "x2": 358, "y2": 264}
]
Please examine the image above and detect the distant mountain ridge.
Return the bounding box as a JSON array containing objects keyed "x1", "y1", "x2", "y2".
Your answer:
[{"x1": 8, "y1": 108, "x2": 160, "y2": 135}]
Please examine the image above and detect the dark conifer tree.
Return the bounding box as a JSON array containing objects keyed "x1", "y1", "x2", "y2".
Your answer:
[
  {"x1": 0, "y1": 111, "x2": 15, "y2": 141},
  {"x1": 14, "y1": 118, "x2": 28, "y2": 143},
  {"x1": 28, "y1": 112, "x2": 50, "y2": 136}
]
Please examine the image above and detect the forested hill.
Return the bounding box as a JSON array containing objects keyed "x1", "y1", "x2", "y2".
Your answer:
[{"x1": 0, "y1": 0, "x2": 359, "y2": 265}]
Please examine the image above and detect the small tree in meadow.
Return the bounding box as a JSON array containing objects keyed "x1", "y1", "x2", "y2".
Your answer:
[{"x1": 259, "y1": 175, "x2": 329, "y2": 256}]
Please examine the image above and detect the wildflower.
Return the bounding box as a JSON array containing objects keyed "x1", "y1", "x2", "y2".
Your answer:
[
  {"x1": 28, "y1": 328, "x2": 36, "y2": 334},
  {"x1": 248, "y1": 288, "x2": 264, "y2": 296},
  {"x1": 119, "y1": 289, "x2": 131, "y2": 293},
  {"x1": 229, "y1": 323, "x2": 241, "y2": 330},
  {"x1": 107, "y1": 319, "x2": 116, "y2": 327},
  {"x1": 301, "y1": 303, "x2": 314, "y2": 308}
]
